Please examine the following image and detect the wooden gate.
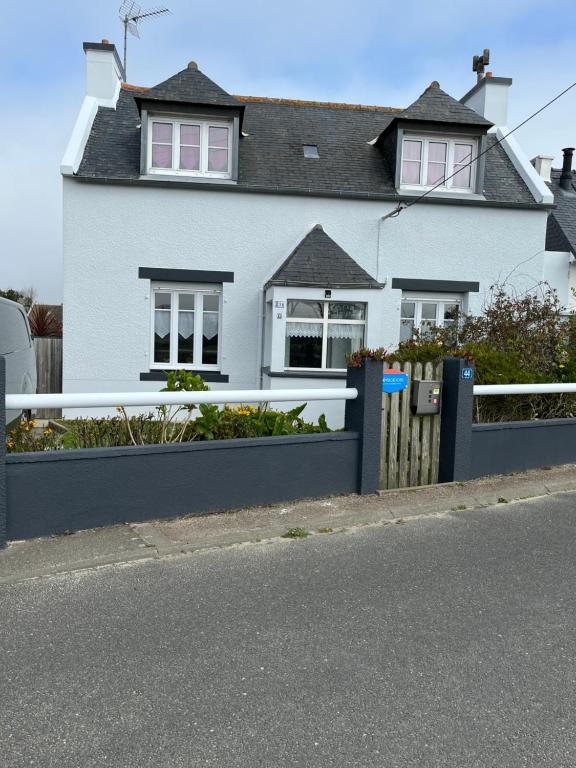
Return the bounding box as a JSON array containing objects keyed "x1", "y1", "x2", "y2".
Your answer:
[
  {"x1": 33, "y1": 337, "x2": 63, "y2": 419},
  {"x1": 380, "y1": 361, "x2": 443, "y2": 489}
]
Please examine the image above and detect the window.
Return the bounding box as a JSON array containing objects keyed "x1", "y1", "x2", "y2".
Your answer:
[
  {"x1": 400, "y1": 297, "x2": 461, "y2": 341},
  {"x1": 303, "y1": 144, "x2": 320, "y2": 159},
  {"x1": 148, "y1": 118, "x2": 232, "y2": 178},
  {"x1": 285, "y1": 300, "x2": 366, "y2": 370},
  {"x1": 151, "y1": 285, "x2": 221, "y2": 369},
  {"x1": 400, "y1": 136, "x2": 476, "y2": 191}
]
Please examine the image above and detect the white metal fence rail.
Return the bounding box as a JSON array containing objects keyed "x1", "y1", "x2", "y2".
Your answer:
[
  {"x1": 5, "y1": 388, "x2": 358, "y2": 411},
  {"x1": 474, "y1": 383, "x2": 576, "y2": 396}
]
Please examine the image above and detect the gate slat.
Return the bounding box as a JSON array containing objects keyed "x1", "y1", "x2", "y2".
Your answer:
[
  {"x1": 409, "y1": 362, "x2": 423, "y2": 486},
  {"x1": 380, "y1": 391, "x2": 389, "y2": 489},
  {"x1": 387, "y1": 367, "x2": 401, "y2": 489},
  {"x1": 419, "y1": 362, "x2": 434, "y2": 484},
  {"x1": 429, "y1": 361, "x2": 443, "y2": 484},
  {"x1": 398, "y1": 361, "x2": 412, "y2": 487}
]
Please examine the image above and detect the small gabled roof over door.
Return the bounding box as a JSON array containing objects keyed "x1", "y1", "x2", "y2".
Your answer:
[{"x1": 266, "y1": 225, "x2": 382, "y2": 289}]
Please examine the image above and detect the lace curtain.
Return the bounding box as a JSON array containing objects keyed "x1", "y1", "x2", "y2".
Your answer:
[{"x1": 285, "y1": 322, "x2": 364, "y2": 340}]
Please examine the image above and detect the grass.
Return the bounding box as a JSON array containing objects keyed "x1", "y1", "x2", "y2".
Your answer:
[{"x1": 281, "y1": 527, "x2": 310, "y2": 539}]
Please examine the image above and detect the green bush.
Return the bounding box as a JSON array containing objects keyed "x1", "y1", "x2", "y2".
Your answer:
[{"x1": 387, "y1": 284, "x2": 576, "y2": 422}]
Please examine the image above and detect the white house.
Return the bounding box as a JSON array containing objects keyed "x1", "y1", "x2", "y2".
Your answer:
[{"x1": 61, "y1": 41, "x2": 553, "y2": 425}]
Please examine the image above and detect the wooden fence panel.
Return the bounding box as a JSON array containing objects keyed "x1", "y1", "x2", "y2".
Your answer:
[
  {"x1": 33, "y1": 337, "x2": 62, "y2": 419},
  {"x1": 380, "y1": 360, "x2": 443, "y2": 490}
]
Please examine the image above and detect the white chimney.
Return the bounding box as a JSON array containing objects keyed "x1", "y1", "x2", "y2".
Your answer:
[
  {"x1": 460, "y1": 74, "x2": 512, "y2": 128},
  {"x1": 83, "y1": 40, "x2": 124, "y2": 103},
  {"x1": 531, "y1": 154, "x2": 554, "y2": 183}
]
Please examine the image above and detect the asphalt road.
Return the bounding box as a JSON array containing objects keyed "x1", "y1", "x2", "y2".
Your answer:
[{"x1": 1, "y1": 493, "x2": 576, "y2": 767}]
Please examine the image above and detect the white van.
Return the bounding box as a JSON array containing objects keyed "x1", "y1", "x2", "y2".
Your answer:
[{"x1": 0, "y1": 297, "x2": 37, "y2": 425}]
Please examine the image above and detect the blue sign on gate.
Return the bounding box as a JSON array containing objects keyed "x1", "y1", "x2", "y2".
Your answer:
[{"x1": 382, "y1": 369, "x2": 409, "y2": 394}]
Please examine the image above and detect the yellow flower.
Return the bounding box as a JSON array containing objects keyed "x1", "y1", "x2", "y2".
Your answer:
[
  {"x1": 43, "y1": 428, "x2": 52, "y2": 435},
  {"x1": 559, "y1": 364, "x2": 566, "y2": 369},
  {"x1": 7, "y1": 440, "x2": 14, "y2": 448}
]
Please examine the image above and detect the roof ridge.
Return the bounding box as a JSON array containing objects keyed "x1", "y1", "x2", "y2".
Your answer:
[
  {"x1": 120, "y1": 85, "x2": 402, "y2": 112},
  {"x1": 234, "y1": 95, "x2": 403, "y2": 112}
]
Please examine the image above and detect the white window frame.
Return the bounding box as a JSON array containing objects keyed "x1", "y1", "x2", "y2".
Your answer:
[
  {"x1": 147, "y1": 117, "x2": 233, "y2": 179},
  {"x1": 150, "y1": 282, "x2": 222, "y2": 371},
  {"x1": 285, "y1": 300, "x2": 366, "y2": 372},
  {"x1": 400, "y1": 294, "x2": 462, "y2": 340},
  {"x1": 400, "y1": 135, "x2": 477, "y2": 193}
]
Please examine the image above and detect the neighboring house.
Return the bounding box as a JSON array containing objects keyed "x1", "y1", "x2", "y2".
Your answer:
[
  {"x1": 534, "y1": 149, "x2": 576, "y2": 311},
  {"x1": 61, "y1": 41, "x2": 553, "y2": 424}
]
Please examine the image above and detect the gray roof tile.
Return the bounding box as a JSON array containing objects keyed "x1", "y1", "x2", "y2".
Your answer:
[
  {"x1": 266, "y1": 225, "x2": 381, "y2": 288},
  {"x1": 398, "y1": 81, "x2": 493, "y2": 127},
  {"x1": 546, "y1": 169, "x2": 576, "y2": 254},
  {"x1": 76, "y1": 84, "x2": 538, "y2": 207},
  {"x1": 140, "y1": 64, "x2": 242, "y2": 108}
]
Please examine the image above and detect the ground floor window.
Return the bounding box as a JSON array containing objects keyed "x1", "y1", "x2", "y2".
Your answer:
[
  {"x1": 285, "y1": 300, "x2": 366, "y2": 370},
  {"x1": 400, "y1": 296, "x2": 461, "y2": 341},
  {"x1": 152, "y1": 284, "x2": 221, "y2": 368}
]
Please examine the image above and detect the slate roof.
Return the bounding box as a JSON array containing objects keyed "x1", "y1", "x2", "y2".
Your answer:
[
  {"x1": 545, "y1": 169, "x2": 576, "y2": 254},
  {"x1": 397, "y1": 81, "x2": 493, "y2": 127},
  {"x1": 138, "y1": 63, "x2": 242, "y2": 108},
  {"x1": 266, "y1": 225, "x2": 381, "y2": 289},
  {"x1": 76, "y1": 79, "x2": 539, "y2": 208}
]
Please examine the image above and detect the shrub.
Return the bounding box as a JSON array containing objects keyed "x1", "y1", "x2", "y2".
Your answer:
[
  {"x1": 387, "y1": 284, "x2": 576, "y2": 422},
  {"x1": 6, "y1": 420, "x2": 62, "y2": 453}
]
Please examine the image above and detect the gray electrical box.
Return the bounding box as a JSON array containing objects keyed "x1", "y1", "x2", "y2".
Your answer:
[{"x1": 411, "y1": 380, "x2": 442, "y2": 415}]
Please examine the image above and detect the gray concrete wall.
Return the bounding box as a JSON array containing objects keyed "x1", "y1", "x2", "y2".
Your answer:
[
  {"x1": 471, "y1": 419, "x2": 576, "y2": 478},
  {"x1": 6, "y1": 432, "x2": 359, "y2": 541}
]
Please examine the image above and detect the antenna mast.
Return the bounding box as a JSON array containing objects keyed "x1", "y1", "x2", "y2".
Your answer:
[{"x1": 119, "y1": 2, "x2": 171, "y2": 79}]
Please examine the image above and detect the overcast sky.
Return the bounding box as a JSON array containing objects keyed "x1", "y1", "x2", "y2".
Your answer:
[{"x1": 1, "y1": 0, "x2": 576, "y2": 302}]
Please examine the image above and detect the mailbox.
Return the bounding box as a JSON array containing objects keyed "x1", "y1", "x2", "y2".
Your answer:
[{"x1": 411, "y1": 380, "x2": 442, "y2": 415}]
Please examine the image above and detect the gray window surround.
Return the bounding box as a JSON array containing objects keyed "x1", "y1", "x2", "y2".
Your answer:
[
  {"x1": 140, "y1": 371, "x2": 229, "y2": 383},
  {"x1": 395, "y1": 123, "x2": 487, "y2": 196},
  {"x1": 261, "y1": 366, "x2": 347, "y2": 380},
  {"x1": 138, "y1": 267, "x2": 234, "y2": 283},
  {"x1": 140, "y1": 107, "x2": 241, "y2": 182},
  {"x1": 140, "y1": 268, "x2": 232, "y2": 379},
  {"x1": 392, "y1": 278, "x2": 479, "y2": 293}
]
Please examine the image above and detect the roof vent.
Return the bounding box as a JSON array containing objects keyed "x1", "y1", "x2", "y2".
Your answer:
[
  {"x1": 303, "y1": 144, "x2": 319, "y2": 159},
  {"x1": 187, "y1": 60, "x2": 198, "y2": 70}
]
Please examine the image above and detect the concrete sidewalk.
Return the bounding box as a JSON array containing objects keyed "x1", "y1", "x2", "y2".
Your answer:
[{"x1": 2, "y1": 464, "x2": 576, "y2": 585}]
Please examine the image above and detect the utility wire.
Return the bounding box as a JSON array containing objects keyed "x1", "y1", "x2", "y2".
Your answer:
[{"x1": 383, "y1": 78, "x2": 576, "y2": 220}]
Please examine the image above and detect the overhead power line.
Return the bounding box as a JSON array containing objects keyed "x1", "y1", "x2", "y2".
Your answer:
[{"x1": 383, "y1": 78, "x2": 576, "y2": 220}]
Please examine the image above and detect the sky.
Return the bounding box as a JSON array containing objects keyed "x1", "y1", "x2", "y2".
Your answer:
[{"x1": 1, "y1": 0, "x2": 576, "y2": 303}]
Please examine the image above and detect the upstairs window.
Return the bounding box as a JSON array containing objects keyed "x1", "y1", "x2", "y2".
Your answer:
[
  {"x1": 148, "y1": 118, "x2": 232, "y2": 179},
  {"x1": 401, "y1": 136, "x2": 476, "y2": 192}
]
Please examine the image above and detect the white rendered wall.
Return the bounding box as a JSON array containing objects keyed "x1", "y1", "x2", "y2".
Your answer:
[
  {"x1": 543, "y1": 251, "x2": 572, "y2": 310},
  {"x1": 63, "y1": 179, "x2": 548, "y2": 421}
]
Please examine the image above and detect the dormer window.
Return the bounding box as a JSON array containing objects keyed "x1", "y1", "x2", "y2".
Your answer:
[
  {"x1": 401, "y1": 136, "x2": 476, "y2": 192},
  {"x1": 147, "y1": 117, "x2": 232, "y2": 178}
]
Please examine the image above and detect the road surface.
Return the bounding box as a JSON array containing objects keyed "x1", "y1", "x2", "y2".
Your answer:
[{"x1": 1, "y1": 493, "x2": 576, "y2": 766}]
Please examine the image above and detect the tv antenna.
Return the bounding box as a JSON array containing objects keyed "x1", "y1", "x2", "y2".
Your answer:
[
  {"x1": 472, "y1": 48, "x2": 490, "y2": 82},
  {"x1": 119, "y1": 1, "x2": 171, "y2": 79}
]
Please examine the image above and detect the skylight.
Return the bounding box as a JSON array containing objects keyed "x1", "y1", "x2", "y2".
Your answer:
[{"x1": 303, "y1": 144, "x2": 319, "y2": 159}]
